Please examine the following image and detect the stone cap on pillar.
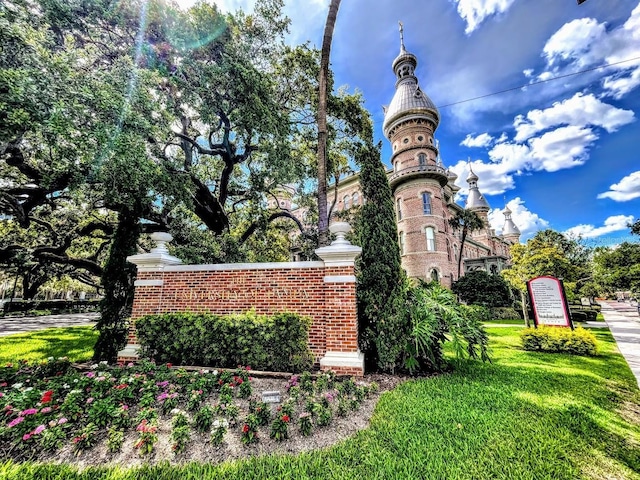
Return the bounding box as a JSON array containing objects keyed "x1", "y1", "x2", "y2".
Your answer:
[
  {"x1": 315, "y1": 222, "x2": 362, "y2": 267},
  {"x1": 127, "y1": 232, "x2": 183, "y2": 271}
]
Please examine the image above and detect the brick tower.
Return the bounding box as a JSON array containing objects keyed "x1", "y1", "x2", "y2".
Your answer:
[{"x1": 382, "y1": 24, "x2": 460, "y2": 284}]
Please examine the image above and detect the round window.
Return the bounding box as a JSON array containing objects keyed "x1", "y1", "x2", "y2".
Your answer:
[
  {"x1": 417, "y1": 135, "x2": 424, "y2": 142},
  {"x1": 403, "y1": 138, "x2": 409, "y2": 144}
]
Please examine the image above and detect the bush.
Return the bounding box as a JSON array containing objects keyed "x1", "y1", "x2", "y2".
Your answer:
[
  {"x1": 569, "y1": 309, "x2": 597, "y2": 322},
  {"x1": 403, "y1": 281, "x2": 490, "y2": 374},
  {"x1": 135, "y1": 311, "x2": 313, "y2": 372},
  {"x1": 452, "y1": 271, "x2": 512, "y2": 307},
  {"x1": 490, "y1": 307, "x2": 522, "y2": 320},
  {"x1": 520, "y1": 326, "x2": 598, "y2": 356}
]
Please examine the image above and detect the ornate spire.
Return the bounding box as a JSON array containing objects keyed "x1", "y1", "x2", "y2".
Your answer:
[
  {"x1": 399, "y1": 21, "x2": 406, "y2": 52},
  {"x1": 465, "y1": 163, "x2": 490, "y2": 211}
]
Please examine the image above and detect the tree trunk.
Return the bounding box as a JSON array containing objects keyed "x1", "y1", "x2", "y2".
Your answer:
[{"x1": 317, "y1": 0, "x2": 341, "y2": 247}]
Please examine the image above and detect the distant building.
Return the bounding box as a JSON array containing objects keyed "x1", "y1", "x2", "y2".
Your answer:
[{"x1": 326, "y1": 29, "x2": 520, "y2": 287}]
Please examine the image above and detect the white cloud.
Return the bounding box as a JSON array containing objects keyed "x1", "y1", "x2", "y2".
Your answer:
[
  {"x1": 450, "y1": 159, "x2": 516, "y2": 198},
  {"x1": 513, "y1": 93, "x2": 634, "y2": 143},
  {"x1": 564, "y1": 215, "x2": 635, "y2": 239},
  {"x1": 597, "y1": 171, "x2": 640, "y2": 202},
  {"x1": 528, "y1": 125, "x2": 597, "y2": 172},
  {"x1": 488, "y1": 197, "x2": 549, "y2": 239},
  {"x1": 452, "y1": 0, "x2": 518, "y2": 34},
  {"x1": 460, "y1": 133, "x2": 494, "y2": 148},
  {"x1": 537, "y1": 4, "x2": 640, "y2": 99}
]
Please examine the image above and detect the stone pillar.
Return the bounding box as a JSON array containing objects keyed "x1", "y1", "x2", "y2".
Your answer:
[
  {"x1": 315, "y1": 222, "x2": 364, "y2": 376},
  {"x1": 116, "y1": 233, "x2": 182, "y2": 363}
]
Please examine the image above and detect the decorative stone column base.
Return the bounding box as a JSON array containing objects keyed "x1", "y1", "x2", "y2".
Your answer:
[
  {"x1": 117, "y1": 344, "x2": 140, "y2": 365},
  {"x1": 319, "y1": 351, "x2": 365, "y2": 377}
]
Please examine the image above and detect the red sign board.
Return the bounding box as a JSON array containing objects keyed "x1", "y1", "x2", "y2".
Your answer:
[{"x1": 527, "y1": 276, "x2": 572, "y2": 328}]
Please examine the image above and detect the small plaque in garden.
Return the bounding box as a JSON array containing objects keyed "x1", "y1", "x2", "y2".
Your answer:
[{"x1": 261, "y1": 390, "x2": 281, "y2": 404}]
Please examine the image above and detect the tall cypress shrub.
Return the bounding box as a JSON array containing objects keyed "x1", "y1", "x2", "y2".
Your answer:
[{"x1": 355, "y1": 142, "x2": 407, "y2": 372}]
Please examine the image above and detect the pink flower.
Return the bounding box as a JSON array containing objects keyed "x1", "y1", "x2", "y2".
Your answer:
[
  {"x1": 19, "y1": 408, "x2": 38, "y2": 416},
  {"x1": 86, "y1": 397, "x2": 94, "y2": 404},
  {"x1": 7, "y1": 416, "x2": 24, "y2": 428},
  {"x1": 22, "y1": 433, "x2": 31, "y2": 441},
  {"x1": 33, "y1": 424, "x2": 46, "y2": 435},
  {"x1": 0, "y1": 393, "x2": 4, "y2": 398},
  {"x1": 85, "y1": 372, "x2": 95, "y2": 378},
  {"x1": 58, "y1": 417, "x2": 68, "y2": 425},
  {"x1": 40, "y1": 407, "x2": 52, "y2": 414},
  {"x1": 121, "y1": 404, "x2": 129, "y2": 410}
]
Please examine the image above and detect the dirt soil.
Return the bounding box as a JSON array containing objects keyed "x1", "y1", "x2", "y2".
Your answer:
[{"x1": 32, "y1": 374, "x2": 408, "y2": 469}]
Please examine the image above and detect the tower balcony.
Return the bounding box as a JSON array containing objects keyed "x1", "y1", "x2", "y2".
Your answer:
[{"x1": 389, "y1": 164, "x2": 449, "y2": 190}]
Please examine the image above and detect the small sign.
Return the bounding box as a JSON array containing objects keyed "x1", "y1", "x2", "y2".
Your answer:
[
  {"x1": 527, "y1": 276, "x2": 572, "y2": 328},
  {"x1": 261, "y1": 390, "x2": 281, "y2": 404},
  {"x1": 580, "y1": 297, "x2": 591, "y2": 307}
]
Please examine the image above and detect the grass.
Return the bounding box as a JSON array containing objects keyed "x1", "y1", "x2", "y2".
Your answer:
[
  {"x1": 0, "y1": 326, "x2": 98, "y2": 364},
  {"x1": 483, "y1": 318, "x2": 526, "y2": 325},
  {"x1": 1, "y1": 328, "x2": 639, "y2": 479}
]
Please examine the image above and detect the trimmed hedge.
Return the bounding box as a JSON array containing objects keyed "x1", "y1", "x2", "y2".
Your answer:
[
  {"x1": 570, "y1": 309, "x2": 597, "y2": 322},
  {"x1": 135, "y1": 311, "x2": 313, "y2": 372},
  {"x1": 520, "y1": 326, "x2": 598, "y2": 356},
  {"x1": 490, "y1": 307, "x2": 522, "y2": 320}
]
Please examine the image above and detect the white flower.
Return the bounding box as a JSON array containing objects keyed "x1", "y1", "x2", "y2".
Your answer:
[
  {"x1": 170, "y1": 408, "x2": 182, "y2": 416},
  {"x1": 24, "y1": 387, "x2": 33, "y2": 392},
  {"x1": 62, "y1": 384, "x2": 70, "y2": 389},
  {"x1": 12, "y1": 383, "x2": 23, "y2": 389},
  {"x1": 213, "y1": 370, "x2": 219, "y2": 376},
  {"x1": 202, "y1": 370, "x2": 209, "y2": 374},
  {"x1": 47, "y1": 357, "x2": 54, "y2": 361},
  {"x1": 100, "y1": 361, "x2": 108, "y2": 365},
  {"x1": 73, "y1": 379, "x2": 79, "y2": 383}
]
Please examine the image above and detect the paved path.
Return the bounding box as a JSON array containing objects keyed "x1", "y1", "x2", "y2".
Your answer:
[
  {"x1": 0, "y1": 312, "x2": 98, "y2": 337},
  {"x1": 599, "y1": 300, "x2": 640, "y2": 388}
]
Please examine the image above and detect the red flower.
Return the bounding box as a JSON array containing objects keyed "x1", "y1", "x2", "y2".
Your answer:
[
  {"x1": 40, "y1": 390, "x2": 53, "y2": 403},
  {"x1": 114, "y1": 384, "x2": 128, "y2": 390},
  {"x1": 281, "y1": 415, "x2": 290, "y2": 423},
  {"x1": 166, "y1": 363, "x2": 173, "y2": 368},
  {"x1": 242, "y1": 424, "x2": 250, "y2": 433}
]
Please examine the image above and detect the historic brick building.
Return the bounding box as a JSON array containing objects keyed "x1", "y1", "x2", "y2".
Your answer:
[{"x1": 327, "y1": 30, "x2": 520, "y2": 287}]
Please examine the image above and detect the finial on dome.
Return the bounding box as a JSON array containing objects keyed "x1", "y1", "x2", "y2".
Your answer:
[{"x1": 399, "y1": 21, "x2": 405, "y2": 52}]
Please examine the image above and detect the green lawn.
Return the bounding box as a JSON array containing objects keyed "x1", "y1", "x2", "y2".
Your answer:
[
  {"x1": 1, "y1": 327, "x2": 639, "y2": 479},
  {"x1": 0, "y1": 326, "x2": 98, "y2": 364}
]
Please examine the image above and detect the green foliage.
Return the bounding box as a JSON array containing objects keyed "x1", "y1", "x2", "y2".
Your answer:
[
  {"x1": 593, "y1": 242, "x2": 640, "y2": 298},
  {"x1": 452, "y1": 270, "x2": 513, "y2": 308},
  {"x1": 404, "y1": 281, "x2": 490, "y2": 374},
  {"x1": 490, "y1": 307, "x2": 522, "y2": 320},
  {"x1": 135, "y1": 311, "x2": 313, "y2": 372},
  {"x1": 520, "y1": 326, "x2": 598, "y2": 356},
  {"x1": 448, "y1": 209, "x2": 486, "y2": 278},
  {"x1": 354, "y1": 141, "x2": 405, "y2": 372}
]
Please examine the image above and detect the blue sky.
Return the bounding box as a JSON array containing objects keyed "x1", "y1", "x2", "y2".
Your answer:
[{"x1": 205, "y1": 0, "x2": 640, "y2": 245}]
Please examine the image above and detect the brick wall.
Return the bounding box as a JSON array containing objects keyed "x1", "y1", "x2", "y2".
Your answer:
[{"x1": 120, "y1": 259, "x2": 363, "y2": 376}]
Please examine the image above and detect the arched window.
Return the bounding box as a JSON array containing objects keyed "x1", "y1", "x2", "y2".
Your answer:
[
  {"x1": 399, "y1": 231, "x2": 405, "y2": 255},
  {"x1": 352, "y1": 192, "x2": 359, "y2": 206},
  {"x1": 425, "y1": 227, "x2": 436, "y2": 251},
  {"x1": 490, "y1": 264, "x2": 499, "y2": 275},
  {"x1": 453, "y1": 244, "x2": 458, "y2": 262},
  {"x1": 418, "y1": 153, "x2": 426, "y2": 166},
  {"x1": 430, "y1": 268, "x2": 439, "y2": 283},
  {"x1": 446, "y1": 239, "x2": 452, "y2": 262},
  {"x1": 343, "y1": 195, "x2": 350, "y2": 210},
  {"x1": 396, "y1": 198, "x2": 402, "y2": 220},
  {"x1": 422, "y1": 192, "x2": 432, "y2": 215}
]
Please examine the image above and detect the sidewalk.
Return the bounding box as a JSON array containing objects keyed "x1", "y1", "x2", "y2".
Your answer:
[
  {"x1": 599, "y1": 300, "x2": 640, "y2": 388},
  {"x1": 0, "y1": 312, "x2": 98, "y2": 337}
]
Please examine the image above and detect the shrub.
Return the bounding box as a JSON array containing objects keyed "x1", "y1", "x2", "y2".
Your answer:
[
  {"x1": 520, "y1": 326, "x2": 598, "y2": 356},
  {"x1": 491, "y1": 307, "x2": 522, "y2": 320},
  {"x1": 135, "y1": 311, "x2": 313, "y2": 372},
  {"x1": 452, "y1": 271, "x2": 513, "y2": 307},
  {"x1": 403, "y1": 281, "x2": 490, "y2": 374}
]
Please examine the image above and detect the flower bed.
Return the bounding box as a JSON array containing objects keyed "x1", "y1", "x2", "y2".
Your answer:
[{"x1": 0, "y1": 358, "x2": 381, "y2": 466}]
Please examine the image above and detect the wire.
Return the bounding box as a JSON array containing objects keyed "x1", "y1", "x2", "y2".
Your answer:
[{"x1": 436, "y1": 56, "x2": 640, "y2": 109}]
